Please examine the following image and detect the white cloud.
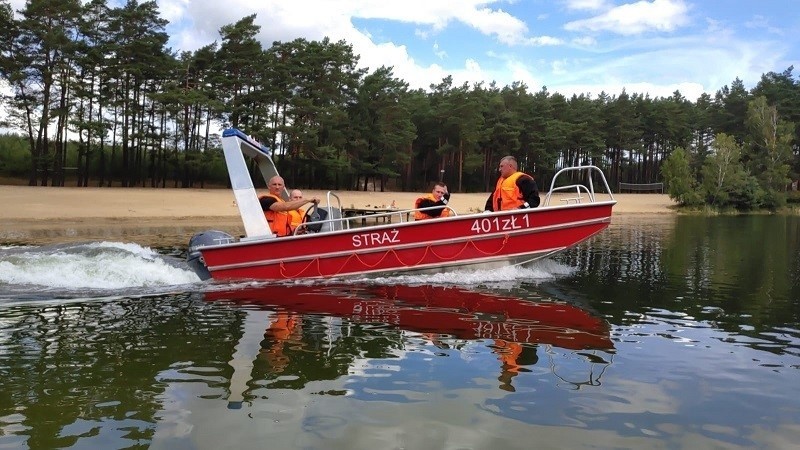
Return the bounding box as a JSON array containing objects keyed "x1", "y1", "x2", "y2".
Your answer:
[
  {"x1": 704, "y1": 18, "x2": 724, "y2": 34},
  {"x1": 551, "y1": 59, "x2": 569, "y2": 76},
  {"x1": 571, "y1": 36, "x2": 597, "y2": 46},
  {"x1": 522, "y1": 35, "x2": 564, "y2": 46},
  {"x1": 152, "y1": 0, "x2": 567, "y2": 91},
  {"x1": 433, "y1": 42, "x2": 448, "y2": 60},
  {"x1": 563, "y1": 0, "x2": 611, "y2": 12},
  {"x1": 155, "y1": 0, "x2": 189, "y2": 24},
  {"x1": 744, "y1": 14, "x2": 783, "y2": 36},
  {"x1": 506, "y1": 60, "x2": 543, "y2": 90},
  {"x1": 459, "y1": 7, "x2": 531, "y2": 46},
  {"x1": 465, "y1": 58, "x2": 483, "y2": 73},
  {"x1": 564, "y1": 0, "x2": 690, "y2": 35},
  {"x1": 3, "y1": 0, "x2": 796, "y2": 102}
]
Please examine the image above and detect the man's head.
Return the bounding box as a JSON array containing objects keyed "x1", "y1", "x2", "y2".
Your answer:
[
  {"x1": 498, "y1": 156, "x2": 518, "y2": 178},
  {"x1": 432, "y1": 182, "x2": 448, "y2": 198},
  {"x1": 267, "y1": 176, "x2": 285, "y2": 196},
  {"x1": 290, "y1": 189, "x2": 303, "y2": 200}
]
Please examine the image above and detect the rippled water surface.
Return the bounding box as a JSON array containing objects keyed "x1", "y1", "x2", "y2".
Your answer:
[{"x1": 1, "y1": 215, "x2": 798, "y2": 449}]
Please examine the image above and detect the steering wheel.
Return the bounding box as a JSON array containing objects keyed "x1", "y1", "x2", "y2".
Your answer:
[
  {"x1": 300, "y1": 203, "x2": 322, "y2": 233},
  {"x1": 304, "y1": 203, "x2": 321, "y2": 221}
]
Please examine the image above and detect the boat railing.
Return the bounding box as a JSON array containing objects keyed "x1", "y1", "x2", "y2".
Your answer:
[
  {"x1": 293, "y1": 200, "x2": 457, "y2": 235},
  {"x1": 543, "y1": 165, "x2": 615, "y2": 207},
  {"x1": 326, "y1": 191, "x2": 343, "y2": 211}
]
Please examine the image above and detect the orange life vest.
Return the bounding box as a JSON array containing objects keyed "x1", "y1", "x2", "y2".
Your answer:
[
  {"x1": 494, "y1": 339, "x2": 523, "y2": 373},
  {"x1": 268, "y1": 312, "x2": 298, "y2": 341},
  {"x1": 288, "y1": 208, "x2": 306, "y2": 232},
  {"x1": 265, "y1": 312, "x2": 298, "y2": 373},
  {"x1": 491, "y1": 172, "x2": 528, "y2": 211},
  {"x1": 260, "y1": 194, "x2": 292, "y2": 236},
  {"x1": 414, "y1": 193, "x2": 451, "y2": 220}
]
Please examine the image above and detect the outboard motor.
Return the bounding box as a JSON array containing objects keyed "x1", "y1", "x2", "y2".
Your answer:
[{"x1": 187, "y1": 230, "x2": 235, "y2": 280}]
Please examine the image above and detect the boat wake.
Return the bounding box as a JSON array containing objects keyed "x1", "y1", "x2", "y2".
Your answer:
[
  {"x1": 0, "y1": 241, "x2": 202, "y2": 299},
  {"x1": 199, "y1": 257, "x2": 577, "y2": 295},
  {"x1": 359, "y1": 258, "x2": 576, "y2": 286},
  {"x1": 1, "y1": 240, "x2": 577, "y2": 301}
]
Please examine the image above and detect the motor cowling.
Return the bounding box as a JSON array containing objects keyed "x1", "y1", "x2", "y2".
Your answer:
[{"x1": 187, "y1": 230, "x2": 234, "y2": 280}]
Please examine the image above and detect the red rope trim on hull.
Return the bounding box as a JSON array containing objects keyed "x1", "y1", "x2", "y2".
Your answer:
[{"x1": 278, "y1": 235, "x2": 511, "y2": 278}]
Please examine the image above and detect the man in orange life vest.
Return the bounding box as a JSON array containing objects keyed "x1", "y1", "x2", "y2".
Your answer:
[
  {"x1": 259, "y1": 176, "x2": 319, "y2": 236},
  {"x1": 483, "y1": 155, "x2": 540, "y2": 212},
  {"x1": 287, "y1": 189, "x2": 307, "y2": 233},
  {"x1": 414, "y1": 182, "x2": 451, "y2": 220}
]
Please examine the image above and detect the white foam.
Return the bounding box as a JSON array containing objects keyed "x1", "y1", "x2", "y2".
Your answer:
[
  {"x1": 0, "y1": 242, "x2": 200, "y2": 290},
  {"x1": 354, "y1": 259, "x2": 576, "y2": 286},
  {"x1": 84, "y1": 241, "x2": 161, "y2": 259}
]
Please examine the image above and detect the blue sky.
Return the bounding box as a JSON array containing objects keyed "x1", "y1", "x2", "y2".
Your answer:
[{"x1": 7, "y1": 0, "x2": 800, "y2": 101}]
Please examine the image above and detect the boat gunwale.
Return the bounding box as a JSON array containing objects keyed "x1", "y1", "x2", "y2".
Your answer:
[{"x1": 197, "y1": 199, "x2": 617, "y2": 252}]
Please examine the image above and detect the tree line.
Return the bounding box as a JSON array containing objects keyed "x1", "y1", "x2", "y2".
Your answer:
[{"x1": 1, "y1": 0, "x2": 798, "y2": 208}]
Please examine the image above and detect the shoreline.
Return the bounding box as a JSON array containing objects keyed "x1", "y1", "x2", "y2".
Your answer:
[{"x1": 1, "y1": 185, "x2": 678, "y2": 247}]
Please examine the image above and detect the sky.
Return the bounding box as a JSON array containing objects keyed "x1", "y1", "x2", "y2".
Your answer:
[{"x1": 5, "y1": 0, "x2": 800, "y2": 101}]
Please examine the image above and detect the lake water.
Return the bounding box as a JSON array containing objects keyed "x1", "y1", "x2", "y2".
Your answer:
[{"x1": 1, "y1": 215, "x2": 798, "y2": 449}]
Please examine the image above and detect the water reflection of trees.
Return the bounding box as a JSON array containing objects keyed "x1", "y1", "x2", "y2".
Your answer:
[
  {"x1": 0, "y1": 294, "x2": 241, "y2": 448},
  {"x1": 556, "y1": 215, "x2": 800, "y2": 354}
]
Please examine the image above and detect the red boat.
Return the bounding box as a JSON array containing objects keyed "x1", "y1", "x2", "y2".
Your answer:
[
  {"x1": 205, "y1": 283, "x2": 614, "y2": 350},
  {"x1": 187, "y1": 129, "x2": 616, "y2": 281}
]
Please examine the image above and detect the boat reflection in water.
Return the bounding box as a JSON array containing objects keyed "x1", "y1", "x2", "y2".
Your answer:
[{"x1": 204, "y1": 283, "x2": 614, "y2": 406}]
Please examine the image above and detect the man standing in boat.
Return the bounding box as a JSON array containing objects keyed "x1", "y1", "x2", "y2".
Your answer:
[
  {"x1": 484, "y1": 155, "x2": 540, "y2": 212},
  {"x1": 259, "y1": 177, "x2": 319, "y2": 236},
  {"x1": 414, "y1": 182, "x2": 451, "y2": 220}
]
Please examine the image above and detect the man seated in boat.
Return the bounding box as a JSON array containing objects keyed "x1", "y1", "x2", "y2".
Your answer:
[
  {"x1": 484, "y1": 155, "x2": 540, "y2": 212},
  {"x1": 288, "y1": 189, "x2": 307, "y2": 234},
  {"x1": 414, "y1": 182, "x2": 451, "y2": 220},
  {"x1": 259, "y1": 177, "x2": 319, "y2": 236}
]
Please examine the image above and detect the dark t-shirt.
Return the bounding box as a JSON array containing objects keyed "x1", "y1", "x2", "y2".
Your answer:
[
  {"x1": 416, "y1": 192, "x2": 450, "y2": 217},
  {"x1": 260, "y1": 196, "x2": 278, "y2": 211}
]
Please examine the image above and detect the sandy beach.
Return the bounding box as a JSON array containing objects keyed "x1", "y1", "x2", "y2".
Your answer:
[{"x1": 1, "y1": 185, "x2": 676, "y2": 247}]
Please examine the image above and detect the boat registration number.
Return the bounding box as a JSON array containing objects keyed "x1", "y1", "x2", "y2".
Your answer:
[{"x1": 470, "y1": 215, "x2": 530, "y2": 234}]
